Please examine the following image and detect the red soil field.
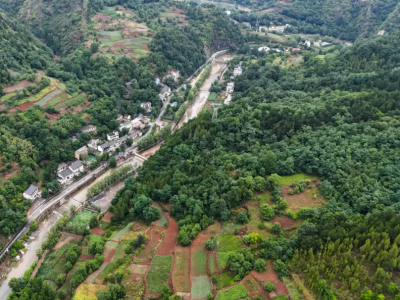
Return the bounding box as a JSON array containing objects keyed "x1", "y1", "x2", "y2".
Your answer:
[
  {"x1": 3, "y1": 80, "x2": 32, "y2": 93},
  {"x1": 53, "y1": 232, "x2": 83, "y2": 250},
  {"x1": 102, "y1": 211, "x2": 114, "y2": 222},
  {"x1": 79, "y1": 254, "x2": 94, "y2": 260},
  {"x1": 250, "y1": 260, "x2": 288, "y2": 297},
  {"x1": 271, "y1": 216, "x2": 297, "y2": 230},
  {"x1": 142, "y1": 43, "x2": 150, "y2": 51},
  {"x1": 156, "y1": 214, "x2": 178, "y2": 255},
  {"x1": 105, "y1": 249, "x2": 117, "y2": 263},
  {"x1": 9, "y1": 102, "x2": 35, "y2": 112},
  {"x1": 91, "y1": 227, "x2": 106, "y2": 236}
]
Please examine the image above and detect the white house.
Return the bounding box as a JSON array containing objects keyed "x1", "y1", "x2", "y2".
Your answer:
[
  {"x1": 81, "y1": 125, "x2": 97, "y2": 133},
  {"x1": 98, "y1": 140, "x2": 121, "y2": 153},
  {"x1": 140, "y1": 102, "x2": 152, "y2": 112},
  {"x1": 58, "y1": 168, "x2": 74, "y2": 185},
  {"x1": 23, "y1": 184, "x2": 40, "y2": 201},
  {"x1": 58, "y1": 162, "x2": 68, "y2": 173},
  {"x1": 233, "y1": 67, "x2": 243, "y2": 77},
  {"x1": 69, "y1": 160, "x2": 84, "y2": 175},
  {"x1": 88, "y1": 139, "x2": 101, "y2": 150},
  {"x1": 226, "y1": 82, "x2": 235, "y2": 93},
  {"x1": 225, "y1": 10, "x2": 231, "y2": 15},
  {"x1": 107, "y1": 131, "x2": 119, "y2": 141},
  {"x1": 159, "y1": 85, "x2": 171, "y2": 102},
  {"x1": 119, "y1": 121, "x2": 132, "y2": 131},
  {"x1": 258, "y1": 46, "x2": 271, "y2": 52}
]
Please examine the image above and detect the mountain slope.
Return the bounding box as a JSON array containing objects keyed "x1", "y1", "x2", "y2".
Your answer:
[{"x1": 0, "y1": 12, "x2": 53, "y2": 85}]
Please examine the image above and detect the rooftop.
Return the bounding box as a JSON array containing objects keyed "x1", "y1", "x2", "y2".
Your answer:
[
  {"x1": 24, "y1": 184, "x2": 38, "y2": 196},
  {"x1": 69, "y1": 160, "x2": 83, "y2": 170},
  {"x1": 59, "y1": 168, "x2": 73, "y2": 179},
  {"x1": 75, "y1": 146, "x2": 88, "y2": 153}
]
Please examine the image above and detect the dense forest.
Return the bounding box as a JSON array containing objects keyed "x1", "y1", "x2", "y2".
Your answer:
[{"x1": 108, "y1": 33, "x2": 400, "y2": 299}]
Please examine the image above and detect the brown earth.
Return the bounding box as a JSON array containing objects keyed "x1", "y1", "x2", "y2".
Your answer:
[
  {"x1": 91, "y1": 227, "x2": 106, "y2": 236},
  {"x1": 250, "y1": 260, "x2": 288, "y2": 297},
  {"x1": 104, "y1": 249, "x2": 117, "y2": 263},
  {"x1": 53, "y1": 232, "x2": 83, "y2": 250},
  {"x1": 281, "y1": 185, "x2": 325, "y2": 212},
  {"x1": 9, "y1": 102, "x2": 35, "y2": 112},
  {"x1": 102, "y1": 211, "x2": 114, "y2": 222},
  {"x1": 172, "y1": 246, "x2": 191, "y2": 293},
  {"x1": 242, "y1": 273, "x2": 265, "y2": 299},
  {"x1": 156, "y1": 213, "x2": 178, "y2": 255},
  {"x1": 79, "y1": 254, "x2": 94, "y2": 260},
  {"x1": 3, "y1": 80, "x2": 33, "y2": 93},
  {"x1": 271, "y1": 216, "x2": 297, "y2": 230}
]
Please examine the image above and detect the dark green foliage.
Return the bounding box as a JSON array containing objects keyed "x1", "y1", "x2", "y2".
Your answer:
[
  {"x1": 227, "y1": 248, "x2": 254, "y2": 279},
  {"x1": 273, "y1": 259, "x2": 288, "y2": 279},
  {"x1": 254, "y1": 259, "x2": 266, "y2": 273},
  {"x1": 7, "y1": 278, "x2": 56, "y2": 300},
  {"x1": 236, "y1": 212, "x2": 248, "y2": 224},
  {"x1": 265, "y1": 282, "x2": 275, "y2": 292},
  {"x1": 89, "y1": 234, "x2": 104, "y2": 256}
]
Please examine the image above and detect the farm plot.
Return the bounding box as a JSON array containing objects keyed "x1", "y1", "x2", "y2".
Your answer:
[
  {"x1": 72, "y1": 210, "x2": 93, "y2": 227},
  {"x1": 124, "y1": 37, "x2": 152, "y2": 45},
  {"x1": 73, "y1": 284, "x2": 106, "y2": 300},
  {"x1": 214, "y1": 272, "x2": 235, "y2": 290},
  {"x1": 146, "y1": 255, "x2": 173, "y2": 294},
  {"x1": 55, "y1": 93, "x2": 86, "y2": 109},
  {"x1": 111, "y1": 222, "x2": 134, "y2": 241},
  {"x1": 122, "y1": 275, "x2": 145, "y2": 300},
  {"x1": 216, "y1": 234, "x2": 242, "y2": 268},
  {"x1": 247, "y1": 203, "x2": 273, "y2": 238},
  {"x1": 191, "y1": 248, "x2": 207, "y2": 276},
  {"x1": 172, "y1": 247, "x2": 190, "y2": 292},
  {"x1": 35, "y1": 89, "x2": 63, "y2": 107},
  {"x1": 191, "y1": 275, "x2": 212, "y2": 300},
  {"x1": 215, "y1": 284, "x2": 249, "y2": 300}
]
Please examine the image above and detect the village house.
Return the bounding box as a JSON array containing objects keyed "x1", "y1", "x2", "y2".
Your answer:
[
  {"x1": 81, "y1": 125, "x2": 97, "y2": 133},
  {"x1": 98, "y1": 140, "x2": 121, "y2": 153},
  {"x1": 226, "y1": 82, "x2": 235, "y2": 94},
  {"x1": 88, "y1": 139, "x2": 101, "y2": 150},
  {"x1": 171, "y1": 101, "x2": 179, "y2": 107},
  {"x1": 159, "y1": 85, "x2": 171, "y2": 101},
  {"x1": 124, "y1": 115, "x2": 131, "y2": 120},
  {"x1": 258, "y1": 46, "x2": 271, "y2": 52},
  {"x1": 58, "y1": 162, "x2": 68, "y2": 173},
  {"x1": 23, "y1": 184, "x2": 41, "y2": 201},
  {"x1": 107, "y1": 131, "x2": 119, "y2": 141},
  {"x1": 58, "y1": 160, "x2": 84, "y2": 185},
  {"x1": 140, "y1": 102, "x2": 152, "y2": 112},
  {"x1": 119, "y1": 121, "x2": 132, "y2": 131},
  {"x1": 75, "y1": 146, "x2": 88, "y2": 159},
  {"x1": 117, "y1": 114, "x2": 124, "y2": 121},
  {"x1": 154, "y1": 78, "x2": 161, "y2": 85},
  {"x1": 233, "y1": 67, "x2": 243, "y2": 77}
]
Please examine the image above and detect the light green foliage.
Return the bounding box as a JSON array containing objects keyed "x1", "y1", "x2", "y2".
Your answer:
[
  {"x1": 215, "y1": 284, "x2": 249, "y2": 300},
  {"x1": 146, "y1": 256, "x2": 173, "y2": 293},
  {"x1": 214, "y1": 272, "x2": 235, "y2": 290},
  {"x1": 191, "y1": 276, "x2": 212, "y2": 300}
]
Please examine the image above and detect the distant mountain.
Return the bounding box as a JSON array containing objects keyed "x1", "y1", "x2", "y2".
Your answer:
[{"x1": 0, "y1": 0, "x2": 89, "y2": 55}]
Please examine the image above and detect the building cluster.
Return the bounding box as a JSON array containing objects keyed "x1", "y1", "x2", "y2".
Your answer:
[{"x1": 57, "y1": 160, "x2": 84, "y2": 185}]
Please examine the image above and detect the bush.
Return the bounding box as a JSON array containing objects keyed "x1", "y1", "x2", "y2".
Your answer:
[
  {"x1": 274, "y1": 259, "x2": 288, "y2": 278},
  {"x1": 205, "y1": 239, "x2": 215, "y2": 250},
  {"x1": 265, "y1": 282, "x2": 275, "y2": 292},
  {"x1": 261, "y1": 205, "x2": 275, "y2": 221},
  {"x1": 254, "y1": 259, "x2": 266, "y2": 272},
  {"x1": 271, "y1": 223, "x2": 281, "y2": 233},
  {"x1": 207, "y1": 293, "x2": 214, "y2": 300},
  {"x1": 388, "y1": 282, "x2": 399, "y2": 294},
  {"x1": 237, "y1": 212, "x2": 248, "y2": 224}
]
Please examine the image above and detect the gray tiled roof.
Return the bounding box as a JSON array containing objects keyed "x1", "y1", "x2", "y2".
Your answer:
[
  {"x1": 69, "y1": 160, "x2": 83, "y2": 171},
  {"x1": 59, "y1": 168, "x2": 73, "y2": 178},
  {"x1": 24, "y1": 184, "x2": 38, "y2": 196}
]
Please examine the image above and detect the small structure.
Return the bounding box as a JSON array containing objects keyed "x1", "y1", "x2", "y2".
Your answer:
[
  {"x1": 226, "y1": 82, "x2": 235, "y2": 93},
  {"x1": 155, "y1": 78, "x2": 161, "y2": 85},
  {"x1": 124, "y1": 115, "x2": 131, "y2": 120},
  {"x1": 107, "y1": 131, "x2": 119, "y2": 141},
  {"x1": 233, "y1": 67, "x2": 243, "y2": 77},
  {"x1": 75, "y1": 146, "x2": 88, "y2": 159},
  {"x1": 378, "y1": 30, "x2": 385, "y2": 36},
  {"x1": 125, "y1": 81, "x2": 133, "y2": 87},
  {"x1": 58, "y1": 168, "x2": 74, "y2": 185},
  {"x1": 98, "y1": 140, "x2": 122, "y2": 153},
  {"x1": 81, "y1": 125, "x2": 97, "y2": 133},
  {"x1": 69, "y1": 133, "x2": 79, "y2": 141},
  {"x1": 117, "y1": 114, "x2": 124, "y2": 121},
  {"x1": 88, "y1": 139, "x2": 101, "y2": 150},
  {"x1": 292, "y1": 48, "x2": 301, "y2": 51},
  {"x1": 171, "y1": 101, "x2": 179, "y2": 107},
  {"x1": 258, "y1": 46, "x2": 271, "y2": 52},
  {"x1": 69, "y1": 160, "x2": 84, "y2": 175},
  {"x1": 159, "y1": 85, "x2": 171, "y2": 101},
  {"x1": 225, "y1": 10, "x2": 231, "y2": 15},
  {"x1": 23, "y1": 184, "x2": 40, "y2": 201},
  {"x1": 119, "y1": 121, "x2": 132, "y2": 131},
  {"x1": 58, "y1": 162, "x2": 68, "y2": 173},
  {"x1": 140, "y1": 102, "x2": 152, "y2": 112}
]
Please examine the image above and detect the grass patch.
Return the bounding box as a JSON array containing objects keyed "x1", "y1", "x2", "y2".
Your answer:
[
  {"x1": 283, "y1": 277, "x2": 304, "y2": 300},
  {"x1": 292, "y1": 274, "x2": 315, "y2": 300},
  {"x1": 172, "y1": 248, "x2": 190, "y2": 292},
  {"x1": 112, "y1": 241, "x2": 129, "y2": 262},
  {"x1": 245, "y1": 277, "x2": 259, "y2": 292},
  {"x1": 99, "y1": 220, "x2": 109, "y2": 230},
  {"x1": 191, "y1": 248, "x2": 207, "y2": 276},
  {"x1": 209, "y1": 254, "x2": 216, "y2": 273},
  {"x1": 126, "y1": 44, "x2": 144, "y2": 49},
  {"x1": 35, "y1": 89, "x2": 63, "y2": 106},
  {"x1": 146, "y1": 255, "x2": 173, "y2": 293},
  {"x1": 73, "y1": 284, "x2": 106, "y2": 300},
  {"x1": 215, "y1": 284, "x2": 249, "y2": 300},
  {"x1": 55, "y1": 93, "x2": 86, "y2": 108},
  {"x1": 98, "y1": 263, "x2": 116, "y2": 280},
  {"x1": 72, "y1": 210, "x2": 93, "y2": 227},
  {"x1": 47, "y1": 92, "x2": 70, "y2": 107},
  {"x1": 112, "y1": 223, "x2": 134, "y2": 241},
  {"x1": 122, "y1": 275, "x2": 145, "y2": 300},
  {"x1": 124, "y1": 37, "x2": 151, "y2": 45},
  {"x1": 214, "y1": 272, "x2": 235, "y2": 290},
  {"x1": 256, "y1": 192, "x2": 270, "y2": 204},
  {"x1": 105, "y1": 240, "x2": 119, "y2": 250},
  {"x1": 216, "y1": 234, "x2": 241, "y2": 252},
  {"x1": 156, "y1": 213, "x2": 167, "y2": 227},
  {"x1": 208, "y1": 92, "x2": 217, "y2": 101},
  {"x1": 191, "y1": 275, "x2": 212, "y2": 300},
  {"x1": 278, "y1": 173, "x2": 315, "y2": 186},
  {"x1": 217, "y1": 252, "x2": 232, "y2": 269},
  {"x1": 247, "y1": 204, "x2": 273, "y2": 239},
  {"x1": 0, "y1": 93, "x2": 16, "y2": 102}
]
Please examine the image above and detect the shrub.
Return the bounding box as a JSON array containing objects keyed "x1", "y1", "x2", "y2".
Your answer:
[
  {"x1": 207, "y1": 293, "x2": 213, "y2": 300},
  {"x1": 254, "y1": 259, "x2": 266, "y2": 272},
  {"x1": 265, "y1": 282, "x2": 275, "y2": 292},
  {"x1": 271, "y1": 223, "x2": 281, "y2": 233},
  {"x1": 288, "y1": 189, "x2": 293, "y2": 195},
  {"x1": 261, "y1": 205, "x2": 274, "y2": 221},
  {"x1": 274, "y1": 259, "x2": 288, "y2": 278},
  {"x1": 237, "y1": 212, "x2": 249, "y2": 224},
  {"x1": 205, "y1": 239, "x2": 215, "y2": 250},
  {"x1": 388, "y1": 282, "x2": 399, "y2": 294}
]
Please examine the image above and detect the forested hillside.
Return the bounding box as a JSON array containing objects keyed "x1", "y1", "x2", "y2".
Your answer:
[
  {"x1": 109, "y1": 33, "x2": 400, "y2": 299},
  {"x1": 0, "y1": 13, "x2": 53, "y2": 86}
]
